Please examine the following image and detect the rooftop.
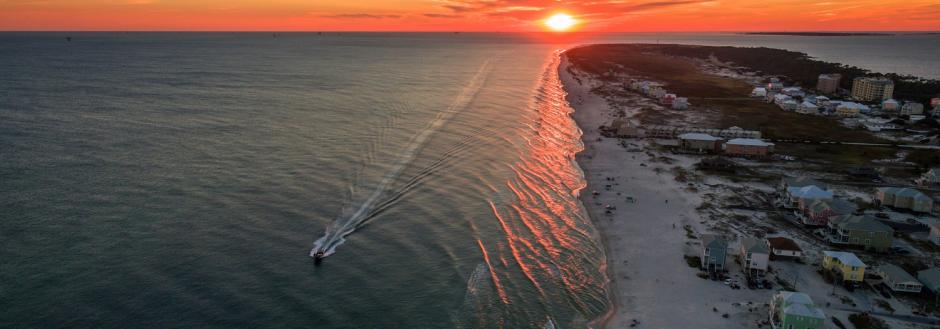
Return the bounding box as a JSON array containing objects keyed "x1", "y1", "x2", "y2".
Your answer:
[
  {"x1": 830, "y1": 215, "x2": 893, "y2": 233},
  {"x1": 741, "y1": 237, "x2": 769, "y2": 254},
  {"x1": 726, "y1": 138, "x2": 774, "y2": 147},
  {"x1": 823, "y1": 250, "x2": 866, "y2": 267},
  {"x1": 767, "y1": 237, "x2": 802, "y2": 252},
  {"x1": 678, "y1": 133, "x2": 722, "y2": 141},
  {"x1": 878, "y1": 264, "x2": 919, "y2": 284}
]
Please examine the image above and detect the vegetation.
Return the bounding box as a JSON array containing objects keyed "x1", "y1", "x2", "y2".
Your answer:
[
  {"x1": 905, "y1": 149, "x2": 940, "y2": 170},
  {"x1": 832, "y1": 316, "x2": 846, "y2": 329},
  {"x1": 684, "y1": 255, "x2": 702, "y2": 268},
  {"x1": 643, "y1": 44, "x2": 940, "y2": 105},
  {"x1": 874, "y1": 299, "x2": 895, "y2": 313},
  {"x1": 848, "y1": 313, "x2": 889, "y2": 329},
  {"x1": 565, "y1": 44, "x2": 904, "y2": 165}
]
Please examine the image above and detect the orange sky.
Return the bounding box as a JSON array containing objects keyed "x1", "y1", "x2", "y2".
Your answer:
[{"x1": 1, "y1": 0, "x2": 938, "y2": 31}]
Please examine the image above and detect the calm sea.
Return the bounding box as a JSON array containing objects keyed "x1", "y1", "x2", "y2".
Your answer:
[{"x1": 1, "y1": 32, "x2": 938, "y2": 328}]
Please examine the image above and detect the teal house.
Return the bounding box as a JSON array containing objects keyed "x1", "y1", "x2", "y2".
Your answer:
[{"x1": 770, "y1": 291, "x2": 826, "y2": 329}]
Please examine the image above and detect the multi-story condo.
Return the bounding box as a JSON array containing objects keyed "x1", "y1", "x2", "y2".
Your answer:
[
  {"x1": 851, "y1": 77, "x2": 894, "y2": 102},
  {"x1": 816, "y1": 74, "x2": 841, "y2": 94}
]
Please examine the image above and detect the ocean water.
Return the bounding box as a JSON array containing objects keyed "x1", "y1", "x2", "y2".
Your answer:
[{"x1": 2, "y1": 32, "x2": 938, "y2": 328}]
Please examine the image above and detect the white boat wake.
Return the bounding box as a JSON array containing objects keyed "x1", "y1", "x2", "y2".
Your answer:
[{"x1": 311, "y1": 59, "x2": 494, "y2": 259}]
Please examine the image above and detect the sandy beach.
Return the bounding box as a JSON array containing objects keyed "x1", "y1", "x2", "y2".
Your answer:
[{"x1": 560, "y1": 56, "x2": 773, "y2": 329}]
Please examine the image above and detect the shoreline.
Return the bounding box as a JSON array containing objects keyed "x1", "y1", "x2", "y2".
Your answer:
[{"x1": 559, "y1": 54, "x2": 770, "y2": 329}]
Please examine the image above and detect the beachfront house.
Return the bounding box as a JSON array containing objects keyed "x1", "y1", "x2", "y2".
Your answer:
[
  {"x1": 673, "y1": 97, "x2": 689, "y2": 110},
  {"x1": 767, "y1": 80, "x2": 784, "y2": 90},
  {"x1": 918, "y1": 268, "x2": 940, "y2": 295},
  {"x1": 786, "y1": 185, "x2": 833, "y2": 211},
  {"x1": 724, "y1": 138, "x2": 774, "y2": 156},
  {"x1": 814, "y1": 96, "x2": 831, "y2": 107},
  {"x1": 822, "y1": 251, "x2": 866, "y2": 284},
  {"x1": 701, "y1": 234, "x2": 728, "y2": 273},
  {"x1": 875, "y1": 187, "x2": 935, "y2": 213},
  {"x1": 798, "y1": 101, "x2": 819, "y2": 115},
  {"x1": 803, "y1": 199, "x2": 857, "y2": 226},
  {"x1": 876, "y1": 264, "x2": 923, "y2": 293},
  {"x1": 678, "y1": 133, "x2": 722, "y2": 153},
  {"x1": 901, "y1": 102, "x2": 925, "y2": 116},
  {"x1": 752, "y1": 87, "x2": 768, "y2": 97},
  {"x1": 769, "y1": 291, "x2": 826, "y2": 329},
  {"x1": 929, "y1": 222, "x2": 940, "y2": 246},
  {"x1": 882, "y1": 99, "x2": 900, "y2": 112},
  {"x1": 835, "y1": 102, "x2": 869, "y2": 117},
  {"x1": 826, "y1": 214, "x2": 894, "y2": 252},
  {"x1": 781, "y1": 99, "x2": 799, "y2": 111},
  {"x1": 738, "y1": 237, "x2": 769, "y2": 277},
  {"x1": 917, "y1": 168, "x2": 940, "y2": 187},
  {"x1": 781, "y1": 87, "x2": 805, "y2": 97},
  {"x1": 767, "y1": 237, "x2": 803, "y2": 260}
]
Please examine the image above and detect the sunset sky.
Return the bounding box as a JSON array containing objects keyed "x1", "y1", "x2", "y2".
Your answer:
[{"x1": 1, "y1": 0, "x2": 939, "y2": 32}]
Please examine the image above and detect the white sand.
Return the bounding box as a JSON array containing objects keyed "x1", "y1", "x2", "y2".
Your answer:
[{"x1": 560, "y1": 57, "x2": 773, "y2": 329}]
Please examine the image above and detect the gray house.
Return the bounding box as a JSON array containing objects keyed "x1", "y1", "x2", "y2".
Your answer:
[
  {"x1": 701, "y1": 234, "x2": 729, "y2": 273},
  {"x1": 877, "y1": 264, "x2": 923, "y2": 293},
  {"x1": 918, "y1": 268, "x2": 940, "y2": 295}
]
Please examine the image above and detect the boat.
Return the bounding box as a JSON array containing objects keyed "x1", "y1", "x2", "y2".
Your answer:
[{"x1": 313, "y1": 250, "x2": 325, "y2": 265}]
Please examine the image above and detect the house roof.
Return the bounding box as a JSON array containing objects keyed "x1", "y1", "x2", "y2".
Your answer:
[
  {"x1": 925, "y1": 168, "x2": 940, "y2": 180},
  {"x1": 777, "y1": 291, "x2": 814, "y2": 306},
  {"x1": 678, "y1": 133, "x2": 722, "y2": 141},
  {"x1": 879, "y1": 187, "x2": 931, "y2": 200},
  {"x1": 879, "y1": 264, "x2": 920, "y2": 285},
  {"x1": 702, "y1": 234, "x2": 728, "y2": 249},
  {"x1": 830, "y1": 215, "x2": 894, "y2": 233},
  {"x1": 808, "y1": 199, "x2": 857, "y2": 215},
  {"x1": 726, "y1": 138, "x2": 774, "y2": 147},
  {"x1": 823, "y1": 251, "x2": 866, "y2": 267},
  {"x1": 918, "y1": 268, "x2": 940, "y2": 291},
  {"x1": 767, "y1": 237, "x2": 802, "y2": 252},
  {"x1": 788, "y1": 185, "x2": 834, "y2": 200},
  {"x1": 782, "y1": 176, "x2": 828, "y2": 190},
  {"x1": 741, "y1": 237, "x2": 769, "y2": 254},
  {"x1": 784, "y1": 304, "x2": 826, "y2": 319}
]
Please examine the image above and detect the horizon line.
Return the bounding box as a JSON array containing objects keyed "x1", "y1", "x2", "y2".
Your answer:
[{"x1": 1, "y1": 30, "x2": 939, "y2": 33}]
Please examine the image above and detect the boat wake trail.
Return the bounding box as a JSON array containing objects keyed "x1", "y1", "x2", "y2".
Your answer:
[{"x1": 311, "y1": 60, "x2": 493, "y2": 259}]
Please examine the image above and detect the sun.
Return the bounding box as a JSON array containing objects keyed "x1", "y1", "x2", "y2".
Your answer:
[{"x1": 545, "y1": 13, "x2": 576, "y2": 31}]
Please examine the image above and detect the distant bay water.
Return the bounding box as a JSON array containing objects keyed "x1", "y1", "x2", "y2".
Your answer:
[{"x1": 1, "y1": 32, "x2": 938, "y2": 328}]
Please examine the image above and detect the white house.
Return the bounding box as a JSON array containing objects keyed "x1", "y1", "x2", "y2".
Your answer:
[
  {"x1": 918, "y1": 168, "x2": 940, "y2": 186},
  {"x1": 752, "y1": 87, "x2": 768, "y2": 97},
  {"x1": 781, "y1": 87, "x2": 805, "y2": 97},
  {"x1": 781, "y1": 99, "x2": 799, "y2": 111},
  {"x1": 767, "y1": 237, "x2": 803, "y2": 259},
  {"x1": 773, "y1": 93, "x2": 791, "y2": 105},
  {"x1": 673, "y1": 97, "x2": 689, "y2": 110},
  {"x1": 877, "y1": 264, "x2": 923, "y2": 293},
  {"x1": 901, "y1": 102, "x2": 925, "y2": 115},
  {"x1": 739, "y1": 237, "x2": 770, "y2": 276},
  {"x1": 799, "y1": 101, "x2": 819, "y2": 114}
]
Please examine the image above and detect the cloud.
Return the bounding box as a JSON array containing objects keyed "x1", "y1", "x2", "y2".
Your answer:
[
  {"x1": 322, "y1": 13, "x2": 402, "y2": 19},
  {"x1": 423, "y1": 13, "x2": 461, "y2": 18},
  {"x1": 432, "y1": 0, "x2": 715, "y2": 21}
]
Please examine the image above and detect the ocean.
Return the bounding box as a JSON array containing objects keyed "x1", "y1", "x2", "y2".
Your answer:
[{"x1": 1, "y1": 32, "x2": 938, "y2": 328}]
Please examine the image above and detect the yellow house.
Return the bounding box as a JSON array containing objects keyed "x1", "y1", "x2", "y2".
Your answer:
[{"x1": 822, "y1": 251, "x2": 866, "y2": 283}]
